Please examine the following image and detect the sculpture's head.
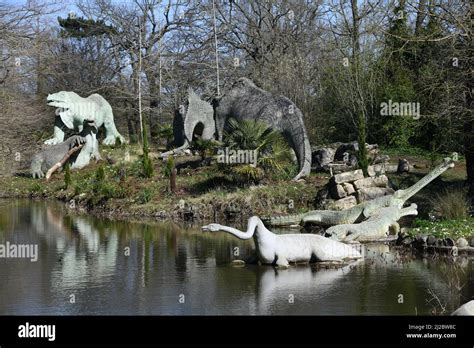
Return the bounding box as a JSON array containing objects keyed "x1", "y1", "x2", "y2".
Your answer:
[
  {"x1": 46, "y1": 91, "x2": 81, "y2": 129},
  {"x1": 202, "y1": 224, "x2": 221, "y2": 232},
  {"x1": 182, "y1": 89, "x2": 215, "y2": 143}
]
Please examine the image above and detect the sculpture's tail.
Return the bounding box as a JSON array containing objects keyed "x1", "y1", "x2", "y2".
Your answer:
[{"x1": 264, "y1": 214, "x2": 305, "y2": 227}]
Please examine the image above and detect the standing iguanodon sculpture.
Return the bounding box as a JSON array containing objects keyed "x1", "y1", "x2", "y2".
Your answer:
[
  {"x1": 164, "y1": 78, "x2": 312, "y2": 180},
  {"x1": 202, "y1": 216, "x2": 361, "y2": 268},
  {"x1": 45, "y1": 91, "x2": 125, "y2": 145}
]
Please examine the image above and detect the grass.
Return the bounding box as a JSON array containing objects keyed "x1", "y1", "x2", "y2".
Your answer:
[
  {"x1": 0, "y1": 144, "x2": 315, "y2": 219},
  {"x1": 0, "y1": 144, "x2": 471, "y2": 241},
  {"x1": 410, "y1": 218, "x2": 474, "y2": 240},
  {"x1": 429, "y1": 186, "x2": 469, "y2": 220}
]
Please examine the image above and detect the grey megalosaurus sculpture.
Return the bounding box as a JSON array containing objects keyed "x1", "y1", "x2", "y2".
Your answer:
[
  {"x1": 163, "y1": 78, "x2": 312, "y2": 180},
  {"x1": 202, "y1": 216, "x2": 361, "y2": 267}
]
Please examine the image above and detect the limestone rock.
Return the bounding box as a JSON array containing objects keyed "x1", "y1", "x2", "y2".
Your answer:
[
  {"x1": 398, "y1": 158, "x2": 410, "y2": 173},
  {"x1": 331, "y1": 169, "x2": 364, "y2": 184},
  {"x1": 356, "y1": 187, "x2": 395, "y2": 202},
  {"x1": 327, "y1": 196, "x2": 357, "y2": 210},
  {"x1": 426, "y1": 236, "x2": 436, "y2": 246},
  {"x1": 456, "y1": 237, "x2": 469, "y2": 248},
  {"x1": 342, "y1": 182, "x2": 355, "y2": 195},
  {"x1": 373, "y1": 154, "x2": 390, "y2": 164},
  {"x1": 330, "y1": 184, "x2": 347, "y2": 199},
  {"x1": 353, "y1": 175, "x2": 388, "y2": 190},
  {"x1": 312, "y1": 147, "x2": 336, "y2": 171}
]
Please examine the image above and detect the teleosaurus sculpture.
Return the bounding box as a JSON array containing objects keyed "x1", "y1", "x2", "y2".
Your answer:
[
  {"x1": 202, "y1": 216, "x2": 361, "y2": 267},
  {"x1": 267, "y1": 158, "x2": 455, "y2": 228}
]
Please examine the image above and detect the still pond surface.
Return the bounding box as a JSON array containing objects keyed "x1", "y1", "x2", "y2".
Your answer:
[{"x1": 0, "y1": 200, "x2": 472, "y2": 315}]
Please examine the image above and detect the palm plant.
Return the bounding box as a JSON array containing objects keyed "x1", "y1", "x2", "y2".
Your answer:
[
  {"x1": 222, "y1": 118, "x2": 295, "y2": 183},
  {"x1": 191, "y1": 138, "x2": 220, "y2": 161},
  {"x1": 158, "y1": 124, "x2": 174, "y2": 149}
]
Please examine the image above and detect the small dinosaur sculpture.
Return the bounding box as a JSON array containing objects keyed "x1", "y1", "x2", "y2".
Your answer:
[
  {"x1": 202, "y1": 216, "x2": 361, "y2": 268},
  {"x1": 31, "y1": 121, "x2": 100, "y2": 178},
  {"x1": 267, "y1": 158, "x2": 455, "y2": 227},
  {"x1": 45, "y1": 91, "x2": 125, "y2": 145},
  {"x1": 325, "y1": 203, "x2": 419, "y2": 242}
]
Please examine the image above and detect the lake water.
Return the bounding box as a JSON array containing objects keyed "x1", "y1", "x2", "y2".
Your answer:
[{"x1": 0, "y1": 200, "x2": 472, "y2": 315}]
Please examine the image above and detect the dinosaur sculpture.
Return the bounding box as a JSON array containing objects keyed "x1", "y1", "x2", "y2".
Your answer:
[
  {"x1": 325, "y1": 204, "x2": 419, "y2": 242},
  {"x1": 452, "y1": 300, "x2": 474, "y2": 315},
  {"x1": 31, "y1": 120, "x2": 100, "y2": 178},
  {"x1": 267, "y1": 158, "x2": 455, "y2": 227},
  {"x1": 161, "y1": 89, "x2": 215, "y2": 158},
  {"x1": 45, "y1": 91, "x2": 125, "y2": 145},
  {"x1": 165, "y1": 78, "x2": 312, "y2": 180},
  {"x1": 202, "y1": 216, "x2": 361, "y2": 267}
]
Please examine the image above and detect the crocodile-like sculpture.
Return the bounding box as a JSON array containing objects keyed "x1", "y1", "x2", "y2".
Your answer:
[
  {"x1": 165, "y1": 78, "x2": 312, "y2": 180},
  {"x1": 202, "y1": 216, "x2": 361, "y2": 267},
  {"x1": 31, "y1": 121, "x2": 100, "y2": 178},
  {"x1": 267, "y1": 158, "x2": 455, "y2": 227},
  {"x1": 325, "y1": 203, "x2": 418, "y2": 242},
  {"x1": 45, "y1": 91, "x2": 125, "y2": 145}
]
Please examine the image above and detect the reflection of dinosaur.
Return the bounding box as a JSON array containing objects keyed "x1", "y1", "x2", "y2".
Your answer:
[
  {"x1": 267, "y1": 158, "x2": 455, "y2": 229},
  {"x1": 165, "y1": 78, "x2": 312, "y2": 180},
  {"x1": 45, "y1": 91, "x2": 124, "y2": 145},
  {"x1": 202, "y1": 216, "x2": 361, "y2": 267}
]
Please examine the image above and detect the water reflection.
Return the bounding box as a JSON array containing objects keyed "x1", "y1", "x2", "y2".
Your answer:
[{"x1": 0, "y1": 200, "x2": 472, "y2": 315}]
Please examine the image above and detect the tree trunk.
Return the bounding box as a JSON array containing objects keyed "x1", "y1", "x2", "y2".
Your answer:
[
  {"x1": 415, "y1": 0, "x2": 427, "y2": 35},
  {"x1": 170, "y1": 168, "x2": 177, "y2": 193},
  {"x1": 465, "y1": 1, "x2": 474, "y2": 203}
]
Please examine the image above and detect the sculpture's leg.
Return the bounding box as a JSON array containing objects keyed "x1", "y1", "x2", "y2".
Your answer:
[
  {"x1": 92, "y1": 135, "x2": 101, "y2": 161},
  {"x1": 389, "y1": 222, "x2": 400, "y2": 235},
  {"x1": 103, "y1": 119, "x2": 125, "y2": 145},
  {"x1": 215, "y1": 115, "x2": 225, "y2": 142},
  {"x1": 275, "y1": 254, "x2": 289, "y2": 268},
  {"x1": 44, "y1": 118, "x2": 66, "y2": 145}
]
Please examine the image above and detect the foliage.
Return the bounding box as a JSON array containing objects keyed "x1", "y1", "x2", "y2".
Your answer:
[
  {"x1": 63, "y1": 163, "x2": 71, "y2": 189},
  {"x1": 137, "y1": 187, "x2": 153, "y2": 204},
  {"x1": 191, "y1": 138, "x2": 219, "y2": 161},
  {"x1": 411, "y1": 218, "x2": 474, "y2": 240},
  {"x1": 429, "y1": 186, "x2": 469, "y2": 220},
  {"x1": 222, "y1": 119, "x2": 295, "y2": 184},
  {"x1": 58, "y1": 15, "x2": 116, "y2": 38},
  {"x1": 162, "y1": 156, "x2": 175, "y2": 178},
  {"x1": 158, "y1": 124, "x2": 174, "y2": 148}
]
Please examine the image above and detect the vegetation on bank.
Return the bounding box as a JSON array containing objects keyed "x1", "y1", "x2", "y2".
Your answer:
[
  {"x1": 0, "y1": 141, "x2": 472, "y2": 241},
  {"x1": 409, "y1": 218, "x2": 474, "y2": 240}
]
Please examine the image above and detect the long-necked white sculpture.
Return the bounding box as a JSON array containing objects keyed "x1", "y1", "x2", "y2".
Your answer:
[{"x1": 202, "y1": 216, "x2": 362, "y2": 267}]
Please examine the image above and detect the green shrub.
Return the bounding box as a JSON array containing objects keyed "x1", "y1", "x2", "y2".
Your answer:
[
  {"x1": 429, "y1": 186, "x2": 468, "y2": 220},
  {"x1": 162, "y1": 156, "x2": 174, "y2": 178},
  {"x1": 137, "y1": 187, "x2": 153, "y2": 204},
  {"x1": 64, "y1": 163, "x2": 72, "y2": 189}
]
